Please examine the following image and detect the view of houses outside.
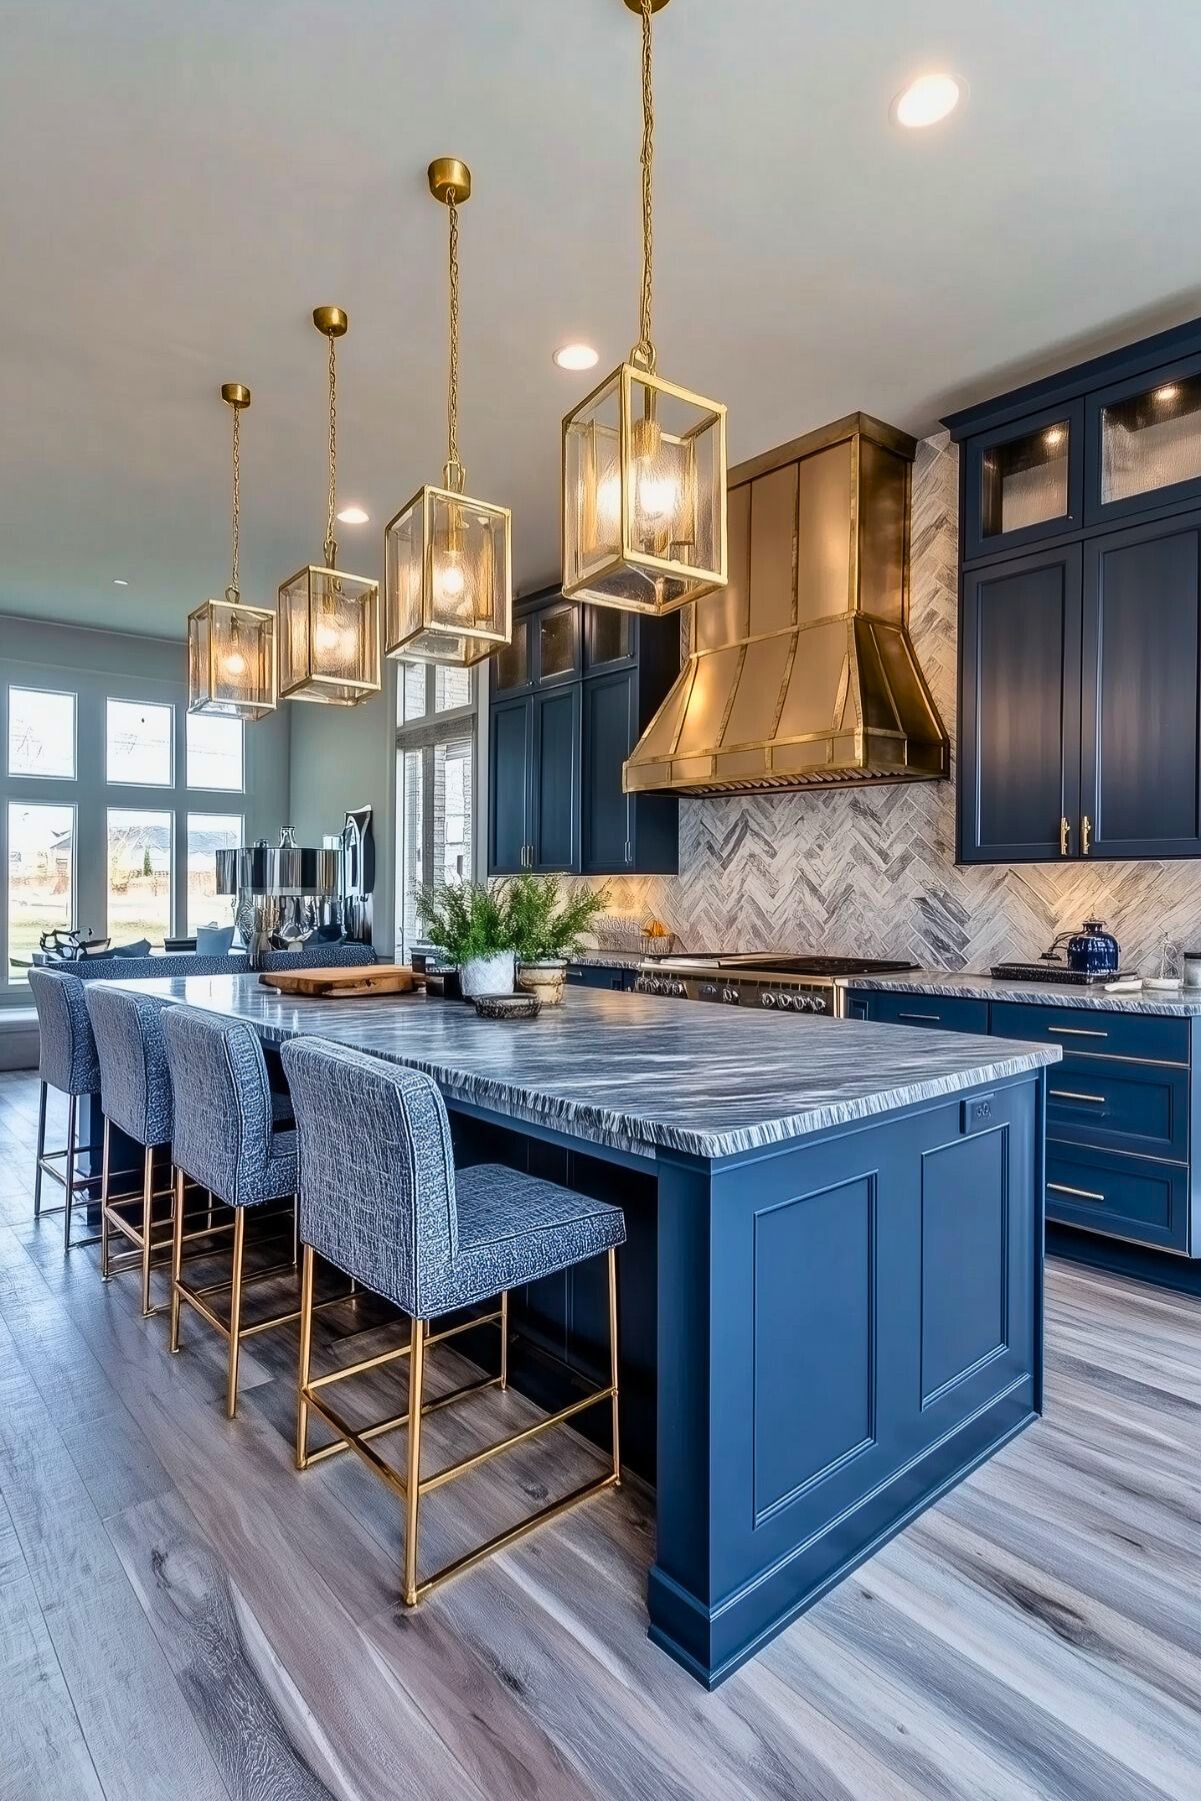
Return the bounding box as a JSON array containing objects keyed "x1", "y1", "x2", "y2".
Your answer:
[{"x1": 6, "y1": 800, "x2": 74, "y2": 973}]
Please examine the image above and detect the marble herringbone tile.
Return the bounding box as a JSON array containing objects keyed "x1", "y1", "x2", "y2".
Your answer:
[{"x1": 590, "y1": 433, "x2": 1201, "y2": 975}]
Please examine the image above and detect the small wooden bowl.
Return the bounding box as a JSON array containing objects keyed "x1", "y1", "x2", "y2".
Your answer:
[{"x1": 471, "y1": 994, "x2": 542, "y2": 1021}]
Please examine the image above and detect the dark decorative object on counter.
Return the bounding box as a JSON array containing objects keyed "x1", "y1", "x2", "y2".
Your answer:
[
  {"x1": 1067, "y1": 918, "x2": 1120, "y2": 975},
  {"x1": 471, "y1": 993, "x2": 541, "y2": 1021}
]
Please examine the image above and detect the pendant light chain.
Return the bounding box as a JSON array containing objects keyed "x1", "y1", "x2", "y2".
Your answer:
[
  {"x1": 227, "y1": 402, "x2": 241, "y2": 602},
  {"x1": 445, "y1": 192, "x2": 465, "y2": 492},
  {"x1": 633, "y1": 0, "x2": 656, "y2": 372},
  {"x1": 324, "y1": 328, "x2": 338, "y2": 567}
]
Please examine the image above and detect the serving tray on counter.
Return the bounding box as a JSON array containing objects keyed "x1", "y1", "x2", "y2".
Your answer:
[
  {"x1": 258, "y1": 964, "x2": 426, "y2": 999},
  {"x1": 990, "y1": 962, "x2": 1134, "y2": 986}
]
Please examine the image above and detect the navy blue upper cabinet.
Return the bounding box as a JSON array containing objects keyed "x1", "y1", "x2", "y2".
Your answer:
[
  {"x1": 487, "y1": 588, "x2": 679, "y2": 877},
  {"x1": 960, "y1": 545, "x2": 1082, "y2": 862},
  {"x1": 1080, "y1": 511, "x2": 1201, "y2": 858},
  {"x1": 949, "y1": 313, "x2": 1201, "y2": 865},
  {"x1": 962, "y1": 401, "x2": 1084, "y2": 561}
]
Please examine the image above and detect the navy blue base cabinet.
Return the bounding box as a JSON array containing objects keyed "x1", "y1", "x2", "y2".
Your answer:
[
  {"x1": 949, "y1": 314, "x2": 1201, "y2": 864},
  {"x1": 450, "y1": 1070, "x2": 1043, "y2": 1687},
  {"x1": 488, "y1": 587, "x2": 679, "y2": 877},
  {"x1": 847, "y1": 988, "x2": 1201, "y2": 1288}
]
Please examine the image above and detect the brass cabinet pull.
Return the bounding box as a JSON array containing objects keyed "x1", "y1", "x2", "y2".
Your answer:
[
  {"x1": 1081, "y1": 814, "x2": 1092, "y2": 855},
  {"x1": 1059, "y1": 815, "x2": 1070, "y2": 856},
  {"x1": 1046, "y1": 1024, "x2": 1108, "y2": 1039},
  {"x1": 899, "y1": 1011, "x2": 941, "y2": 1022},
  {"x1": 1047, "y1": 1180, "x2": 1106, "y2": 1203},
  {"x1": 1049, "y1": 1088, "x2": 1106, "y2": 1104}
]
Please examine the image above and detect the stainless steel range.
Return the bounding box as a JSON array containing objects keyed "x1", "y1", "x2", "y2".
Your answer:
[{"x1": 634, "y1": 953, "x2": 917, "y2": 1016}]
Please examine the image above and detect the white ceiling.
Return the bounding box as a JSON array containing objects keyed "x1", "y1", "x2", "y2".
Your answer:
[{"x1": 3, "y1": 0, "x2": 1201, "y2": 640}]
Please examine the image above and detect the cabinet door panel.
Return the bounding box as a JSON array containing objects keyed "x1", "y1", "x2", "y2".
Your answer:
[
  {"x1": 963, "y1": 401, "x2": 1084, "y2": 560},
  {"x1": 531, "y1": 686, "x2": 580, "y2": 871},
  {"x1": 582, "y1": 670, "x2": 635, "y2": 873},
  {"x1": 1081, "y1": 514, "x2": 1201, "y2": 857},
  {"x1": 960, "y1": 545, "x2": 1082, "y2": 862},
  {"x1": 488, "y1": 698, "x2": 531, "y2": 874},
  {"x1": 1085, "y1": 351, "x2": 1201, "y2": 527}
]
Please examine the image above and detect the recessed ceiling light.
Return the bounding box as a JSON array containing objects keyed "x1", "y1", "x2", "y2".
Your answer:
[
  {"x1": 113, "y1": 578, "x2": 129, "y2": 587},
  {"x1": 337, "y1": 504, "x2": 369, "y2": 525},
  {"x1": 553, "y1": 343, "x2": 600, "y2": 372},
  {"x1": 892, "y1": 72, "x2": 963, "y2": 130}
]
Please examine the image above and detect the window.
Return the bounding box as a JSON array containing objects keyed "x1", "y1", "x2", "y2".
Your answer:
[
  {"x1": 186, "y1": 713, "x2": 244, "y2": 791},
  {"x1": 395, "y1": 663, "x2": 477, "y2": 960},
  {"x1": 106, "y1": 698, "x2": 173, "y2": 786},
  {"x1": 8, "y1": 687, "x2": 76, "y2": 779},
  {"x1": 186, "y1": 813, "x2": 243, "y2": 934},
  {"x1": 107, "y1": 809, "x2": 172, "y2": 948},
  {"x1": 7, "y1": 801, "x2": 74, "y2": 979}
]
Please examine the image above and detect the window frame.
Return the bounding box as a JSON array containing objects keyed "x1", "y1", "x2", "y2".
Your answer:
[
  {"x1": 105, "y1": 694, "x2": 176, "y2": 789},
  {"x1": 394, "y1": 662, "x2": 480, "y2": 961},
  {"x1": 185, "y1": 711, "x2": 246, "y2": 794},
  {"x1": 185, "y1": 810, "x2": 245, "y2": 936},
  {"x1": 7, "y1": 685, "x2": 78, "y2": 781}
]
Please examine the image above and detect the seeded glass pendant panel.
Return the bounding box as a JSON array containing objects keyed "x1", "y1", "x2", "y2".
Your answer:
[
  {"x1": 384, "y1": 157, "x2": 512, "y2": 667},
  {"x1": 188, "y1": 382, "x2": 277, "y2": 720},
  {"x1": 188, "y1": 597, "x2": 276, "y2": 720},
  {"x1": 277, "y1": 564, "x2": 381, "y2": 704},
  {"x1": 561, "y1": 0, "x2": 727, "y2": 617},
  {"x1": 385, "y1": 483, "x2": 511, "y2": 666},
  {"x1": 279, "y1": 306, "x2": 381, "y2": 706},
  {"x1": 564, "y1": 363, "x2": 725, "y2": 615}
]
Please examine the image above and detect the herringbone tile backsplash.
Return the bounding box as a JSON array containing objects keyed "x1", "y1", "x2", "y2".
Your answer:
[{"x1": 591, "y1": 432, "x2": 1201, "y2": 975}]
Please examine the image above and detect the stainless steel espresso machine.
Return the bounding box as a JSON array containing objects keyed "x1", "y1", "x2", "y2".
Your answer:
[{"x1": 215, "y1": 808, "x2": 375, "y2": 966}]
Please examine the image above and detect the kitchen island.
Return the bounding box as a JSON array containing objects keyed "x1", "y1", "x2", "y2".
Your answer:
[{"x1": 111, "y1": 974, "x2": 1058, "y2": 1687}]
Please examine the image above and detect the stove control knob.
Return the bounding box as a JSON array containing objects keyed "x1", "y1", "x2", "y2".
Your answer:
[
  {"x1": 809, "y1": 994, "x2": 828, "y2": 1013},
  {"x1": 671, "y1": 980, "x2": 687, "y2": 998},
  {"x1": 700, "y1": 982, "x2": 718, "y2": 1000},
  {"x1": 761, "y1": 991, "x2": 776, "y2": 1008},
  {"x1": 777, "y1": 992, "x2": 796, "y2": 1011},
  {"x1": 721, "y1": 986, "x2": 740, "y2": 1005}
]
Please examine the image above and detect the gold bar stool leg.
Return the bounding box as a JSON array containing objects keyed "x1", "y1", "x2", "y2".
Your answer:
[
  {"x1": 169, "y1": 1167, "x2": 185, "y2": 1353},
  {"x1": 226, "y1": 1208, "x2": 246, "y2": 1419},
  {"x1": 33, "y1": 1081, "x2": 47, "y2": 1218},
  {"x1": 139, "y1": 1144, "x2": 154, "y2": 1316},
  {"x1": 99, "y1": 1117, "x2": 112, "y2": 1280},
  {"x1": 62, "y1": 1094, "x2": 77, "y2": 1252},
  {"x1": 499, "y1": 1290, "x2": 509, "y2": 1391},
  {"x1": 403, "y1": 1315, "x2": 426, "y2": 1606},
  {"x1": 608, "y1": 1249, "x2": 621, "y2": 1485},
  {"x1": 296, "y1": 1244, "x2": 315, "y2": 1469}
]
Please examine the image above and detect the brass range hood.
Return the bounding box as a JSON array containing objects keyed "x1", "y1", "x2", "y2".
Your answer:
[{"x1": 623, "y1": 413, "x2": 949, "y2": 795}]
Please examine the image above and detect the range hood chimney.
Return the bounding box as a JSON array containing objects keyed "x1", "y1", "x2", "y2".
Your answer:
[{"x1": 623, "y1": 413, "x2": 949, "y2": 795}]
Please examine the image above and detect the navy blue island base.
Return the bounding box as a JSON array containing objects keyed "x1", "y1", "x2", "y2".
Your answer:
[{"x1": 103, "y1": 976, "x2": 1056, "y2": 1687}]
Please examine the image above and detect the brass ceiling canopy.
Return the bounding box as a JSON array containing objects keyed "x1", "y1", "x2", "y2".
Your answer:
[{"x1": 623, "y1": 414, "x2": 950, "y2": 795}]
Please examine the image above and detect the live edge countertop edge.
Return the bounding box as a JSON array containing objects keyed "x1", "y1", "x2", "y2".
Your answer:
[
  {"x1": 838, "y1": 968, "x2": 1201, "y2": 1016},
  {"x1": 104, "y1": 975, "x2": 1058, "y2": 1164}
]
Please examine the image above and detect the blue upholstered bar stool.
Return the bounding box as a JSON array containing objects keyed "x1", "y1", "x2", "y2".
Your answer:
[
  {"x1": 27, "y1": 967, "x2": 103, "y2": 1250},
  {"x1": 84, "y1": 984, "x2": 176, "y2": 1316},
  {"x1": 280, "y1": 1036, "x2": 626, "y2": 1608},
  {"x1": 161, "y1": 1006, "x2": 306, "y2": 1418}
]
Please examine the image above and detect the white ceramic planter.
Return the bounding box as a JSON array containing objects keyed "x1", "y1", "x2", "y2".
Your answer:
[
  {"x1": 459, "y1": 950, "x2": 516, "y2": 999},
  {"x1": 516, "y1": 959, "x2": 567, "y2": 1006}
]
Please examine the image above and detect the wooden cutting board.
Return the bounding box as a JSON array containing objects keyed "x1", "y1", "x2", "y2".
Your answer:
[{"x1": 258, "y1": 963, "x2": 426, "y2": 999}]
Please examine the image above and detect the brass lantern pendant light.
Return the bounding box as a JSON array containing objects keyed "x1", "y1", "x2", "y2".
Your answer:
[
  {"x1": 188, "y1": 384, "x2": 277, "y2": 720},
  {"x1": 384, "y1": 158, "x2": 512, "y2": 666},
  {"x1": 563, "y1": 0, "x2": 727, "y2": 616},
  {"x1": 278, "y1": 308, "x2": 381, "y2": 705}
]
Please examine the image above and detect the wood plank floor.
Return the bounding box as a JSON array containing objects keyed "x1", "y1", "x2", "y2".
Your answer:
[{"x1": 0, "y1": 1068, "x2": 1198, "y2": 1801}]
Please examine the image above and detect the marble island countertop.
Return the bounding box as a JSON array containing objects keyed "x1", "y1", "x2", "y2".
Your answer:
[
  {"x1": 839, "y1": 967, "x2": 1201, "y2": 1016},
  {"x1": 110, "y1": 975, "x2": 1059, "y2": 1163}
]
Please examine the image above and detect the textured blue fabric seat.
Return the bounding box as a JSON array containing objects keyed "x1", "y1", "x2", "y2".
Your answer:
[
  {"x1": 160, "y1": 1006, "x2": 303, "y2": 1417},
  {"x1": 27, "y1": 967, "x2": 102, "y2": 1248},
  {"x1": 84, "y1": 983, "x2": 176, "y2": 1313},
  {"x1": 279, "y1": 1034, "x2": 625, "y2": 1608},
  {"x1": 42, "y1": 943, "x2": 379, "y2": 984},
  {"x1": 278, "y1": 1037, "x2": 626, "y2": 1321}
]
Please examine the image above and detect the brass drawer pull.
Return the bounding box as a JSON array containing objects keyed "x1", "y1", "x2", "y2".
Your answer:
[
  {"x1": 898, "y1": 1011, "x2": 941, "y2": 1022},
  {"x1": 1081, "y1": 814, "x2": 1092, "y2": 856},
  {"x1": 1046, "y1": 1024, "x2": 1108, "y2": 1039},
  {"x1": 1059, "y1": 815, "x2": 1070, "y2": 856},
  {"x1": 1049, "y1": 1089, "x2": 1106, "y2": 1104},
  {"x1": 1048, "y1": 1181, "x2": 1106, "y2": 1202}
]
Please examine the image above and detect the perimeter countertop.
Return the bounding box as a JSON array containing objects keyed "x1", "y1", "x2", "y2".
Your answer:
[
  {"x1": 107, "y1": 975, "x2": 1058, "y2": 1163},
  {"x1": 839, "y1": 967, "x2": 1201, "y2": 1016}
]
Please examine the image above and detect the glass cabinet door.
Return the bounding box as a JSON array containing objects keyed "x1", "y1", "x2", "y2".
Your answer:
[
  {"x1": 536, "y1": 603, "x2": 579, "y2": 683},
  {"x1": 584, "y1": 604, "x2": 634, "y2": 669},
  {"x1": 964, "y1": 401, "x2": 1084, "y2": 560},
  {"x1": 492, "y1": 616, "x2": 530, "y2": 692},
  {"x1": 1097, "y1": 372, "x2": 1201, "y2": 512}
]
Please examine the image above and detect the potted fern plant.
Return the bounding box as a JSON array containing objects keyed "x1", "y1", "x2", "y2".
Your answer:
[
  {"x1": 417, "y1": 881, "x2": 517, "y2": 998},
  {"x1": 506, "y1": 874, "x2": 608, "y2": 1006}
]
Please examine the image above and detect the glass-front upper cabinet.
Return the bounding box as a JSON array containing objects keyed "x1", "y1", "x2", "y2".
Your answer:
[
  {"x1": 536, "y1": 602, "x2": 579, "y2": 685},
  {"x1": 963, "y1": 401, "x2": 1084, "y2": 560},
  {"x1": 491, "y1": 615, "x2": 531, "y2": 693},
  {"x1": 1086, "y1": 357, "x2": 1201, "y2": 525},
  {"x1": 584, "y1": 604, "x2": 634, "y2": 670}
]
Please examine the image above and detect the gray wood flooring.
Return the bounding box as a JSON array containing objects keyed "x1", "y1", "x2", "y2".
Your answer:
[{"x1": 0, "y1": 1068, "x2": 1197, "y2": 1801}]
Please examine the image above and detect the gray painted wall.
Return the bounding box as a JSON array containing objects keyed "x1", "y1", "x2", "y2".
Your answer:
[{"x1": 0, "y1": 614, "x2": 290, "y2": 1005}]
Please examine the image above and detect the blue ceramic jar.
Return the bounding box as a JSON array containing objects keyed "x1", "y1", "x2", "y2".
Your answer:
[{"x1": 1067, "y1": 918, "x2": 1119, "y2": 975}]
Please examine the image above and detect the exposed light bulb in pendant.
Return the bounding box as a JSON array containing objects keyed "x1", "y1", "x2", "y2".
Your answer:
[
  {"x1": 223, "y1": 649, "x2": 248, "y2": 678},
  {"x1": 437, "y1": 556, "x2": 467, "y2": 603}
]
